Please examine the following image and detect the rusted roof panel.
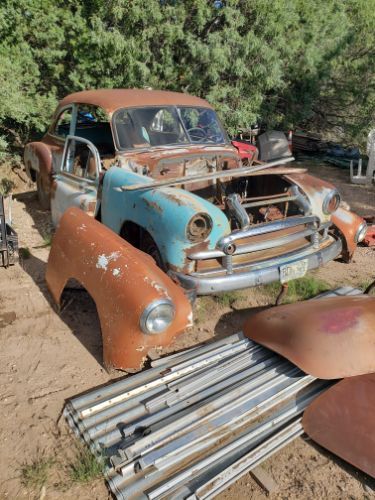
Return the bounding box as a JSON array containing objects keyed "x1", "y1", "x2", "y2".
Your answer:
[{"x1": 58, "y1": 89, "x2": 213, "y2": 113}]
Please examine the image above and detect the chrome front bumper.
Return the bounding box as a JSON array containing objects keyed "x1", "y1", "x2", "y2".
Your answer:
[{"x1": 170, "y1": 237, "x2": 342, "y2": 295}]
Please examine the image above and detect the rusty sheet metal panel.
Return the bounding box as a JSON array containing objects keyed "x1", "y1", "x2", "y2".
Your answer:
[
  {"x1": 331, "y1": 207, "x2": 366, "y2": 260},
  {"x1": 57, "y1": 89, "x2": 213, "y2": 116},
  {"x1": 243, "y1": 295, "x2": 375, "y2": 379},
  {"x1": 303, "y1": 374, "x2": 375, "y2": 478},
  {"x1": 283, "y1": 172, "x2": 336, "y2": 223},
  {"x1": 46, "y1": 207, "x2": 192, "y2": 371}
]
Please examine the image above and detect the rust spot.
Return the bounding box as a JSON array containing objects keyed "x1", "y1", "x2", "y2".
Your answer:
[
  {"x1": 244, "y1": 295, "x2": 375, "y2": 379},
  {"x1": 320, "y1": 307, "x2": 361, "y2": 334},
  {"x1": 144, "y1": 198, "x2": 163, "y2": 213}
]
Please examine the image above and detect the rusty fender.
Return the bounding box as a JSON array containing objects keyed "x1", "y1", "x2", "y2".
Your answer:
[
  {"x1": 46, "y1": 207, "x2": 192, "y2": 371},
  {"x1": 23, "y1": 141, "x2": 52, "y2": 184},
  {"x1": 331, "y1": 207, "x2": 366, "y2": 261},
  {"x1": 303, "y1": 374, "x2": 375, "y2": 478},
  {"x1": 243, "y1": 295, "x2": 375, "y2": 379}
]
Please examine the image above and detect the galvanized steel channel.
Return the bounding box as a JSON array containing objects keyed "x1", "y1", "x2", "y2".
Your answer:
[{"x1": 64, "y1": 288, "x2": 357, "y2": 498}]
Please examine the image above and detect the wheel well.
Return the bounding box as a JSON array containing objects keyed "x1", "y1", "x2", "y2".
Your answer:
[
  {"x1": 28, "y1": 162, "x2": 36, "y2": 182},
  {"x1": 120, "y1": 221, "x2": 143, "y2": 248}
]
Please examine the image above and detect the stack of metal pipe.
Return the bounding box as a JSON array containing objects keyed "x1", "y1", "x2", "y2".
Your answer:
[{"x1": 64, "y1": 333, "x2": 331, "y2": 499}]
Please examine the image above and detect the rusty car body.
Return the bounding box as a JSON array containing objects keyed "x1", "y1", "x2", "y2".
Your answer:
[
  {"x1": 25, "y1": 89, "x2": 367, "y2": 295},
  {"x1": 46, "y1": 207, "x2": 192, "y2": 371},
  {"x1": 303, "y1": 374, "x2": 375, "y2": 479},
  {"x1": 243, "y1": 294, "x2": 375, "y2": 379}
]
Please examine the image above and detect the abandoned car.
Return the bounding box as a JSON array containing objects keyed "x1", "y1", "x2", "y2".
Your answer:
[{"x1": 24, "y1": 89, "x2": 367, "y2": 294}]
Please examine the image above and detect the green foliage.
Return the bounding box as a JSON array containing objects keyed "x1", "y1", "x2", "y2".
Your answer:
[
  {"x1": 261, "y1": 275, "x2": 330, "y2": 303},
  {"x1": 0, "y1": 177, "x2": 15, "y2": 196},
  {"x1": 0, "y1": 0, "x2": 373, "y2": 159},
  {"x1": 20, "y1": 456, "x2": 54, "y2": 489},
  {"x1": 213, "y1": 290, "x2": 245, "y2": 307},
  {"x1": 68, "y1": 445, "x2": 103, "y2": 483}
]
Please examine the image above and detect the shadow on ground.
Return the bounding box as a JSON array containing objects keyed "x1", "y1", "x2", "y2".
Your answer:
[
  {"x1": 21, "y1": 253, "x2": 104, "y2": 368},
  {"x1": 13, "y1": 190, "x2": 54, "y2": 242}
]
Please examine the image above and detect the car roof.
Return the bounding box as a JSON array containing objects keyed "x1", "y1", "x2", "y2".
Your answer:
[{"x1": 58, "y1": 89, "x2": 213, "y2": 114}]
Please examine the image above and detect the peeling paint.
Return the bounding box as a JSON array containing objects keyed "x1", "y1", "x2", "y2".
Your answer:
[{"x1": 96, "y1": 251, "x2": 121, "y2": 271}]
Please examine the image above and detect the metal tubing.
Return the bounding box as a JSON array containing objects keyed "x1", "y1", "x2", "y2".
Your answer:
[
  {"x1": 226, "y1": 193, "x2": 250, "y2": 229},
  {"x1": 194, "y1": 420, "x2": 304, "y2": 499},
  {"x1": 96, "y1": 358, "x2": 288, "y2": 453},
  {"x1": 147, "y1": 384, "x2": 327, "y2": 499},
  {"x1": 69, "y1": 334, "x2": 248, "y2": 413},
  {"x1": 81, "y1": 342, "x2": 251, "y2": 418},
  {"x1": 117, "y1": 365, "x2": 303, "y2": 464},
  {"x1": 242, "y1": 193, "x2": 298, "y2": 209},
  {"x1": 118, "y1": 157, "x2": 295, "y2": 192},
  {"x1": 139, "y1": 376, "x2": 319, "y2": 475},
  {"x1": 139, "y1": 375, "x2": 320, "y2": 474}
]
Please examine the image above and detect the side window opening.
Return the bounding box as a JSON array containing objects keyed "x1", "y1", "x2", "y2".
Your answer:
[
  {"x1": 75, "y1": 105, "x2": 115, "y2": 157},
  {"x1": 54, "y1": 108, "x2": 73, "y2": 137},
  {"x1": 65, "y1": 141, "x2": 98, "y2": 181}
]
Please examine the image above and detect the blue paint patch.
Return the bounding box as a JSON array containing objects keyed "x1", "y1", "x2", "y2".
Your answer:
[{"x1": 101, "y1": 167, "x2": 230, "y2": 271}]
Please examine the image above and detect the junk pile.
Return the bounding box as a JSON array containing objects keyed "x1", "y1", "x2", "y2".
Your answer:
[
  {"x1": 0, "y1": 195, "x2": 18, "y2": 267},
  {"x1": 64, "y1": 334, "x2": 330, "y2": 499},
  {"x1": 63, "y1": 286, "x2": 371, "y2": 499}
]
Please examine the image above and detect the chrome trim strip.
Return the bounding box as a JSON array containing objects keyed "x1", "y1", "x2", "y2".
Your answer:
[
  {"x1": 189, "y1": 224, "x2": 329, "y2": 260},
  {"x1": 170, "y1": 238, "x2": 342, "y2": 295},
  {"x1": 217, "y1": 215, "x2": 319, "y2": 249}
]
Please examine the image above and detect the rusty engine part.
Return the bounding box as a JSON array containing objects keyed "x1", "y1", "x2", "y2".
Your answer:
[
  {"x1": 46, "y1": 207, "x2": 192, "y2": 371},
  {"x1": 303, "y1": 374, "x2": 375, "y2": 479},
  {"x1": 0, "y1": 195, "x2": 18, "y2": 267},
  {"x1": 243, "y1": 295, "x2": 375, "y2": 379}
]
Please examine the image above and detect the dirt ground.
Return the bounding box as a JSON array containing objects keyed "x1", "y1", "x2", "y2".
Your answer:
[{"x1": 0, "y1": 161, "x2": 374, "y2": 499}]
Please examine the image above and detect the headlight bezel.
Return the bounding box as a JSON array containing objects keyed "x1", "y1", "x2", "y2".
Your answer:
[
  {"x1": 140, "y1": 299, "x2": 175, "y2": 335},
  {"x1": 355, "y1": 221, "x2": 367, "y2": 243},
  {"x1": 322, "y1": 190, "x2": 341, "y2": 215},
  {"x1": 186, "y1": 213, "x2": 213, "y2": 242}
]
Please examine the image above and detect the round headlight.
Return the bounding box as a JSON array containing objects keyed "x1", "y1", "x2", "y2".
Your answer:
[
  {"x1": 186, "y1": 213, "x2": 212, "y2": 242},
  {"x1": 322, "y1": 190, "x2": 341, "y2": 215},
  {"x1": 355, "y1": 221, "x2": 367, "y2": 243},
  {"x1": 140, "y1": 299, "x2": 175, "y2": 334}
]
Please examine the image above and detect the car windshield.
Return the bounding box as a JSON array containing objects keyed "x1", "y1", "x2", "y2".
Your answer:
[{"x1": 114, "y1": 106, "x2": 228, "y2": 150}]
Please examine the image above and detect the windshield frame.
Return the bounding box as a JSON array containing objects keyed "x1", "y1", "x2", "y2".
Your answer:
[{"x1": 112, "y1": 105, "x2": 229, "y2": 152}]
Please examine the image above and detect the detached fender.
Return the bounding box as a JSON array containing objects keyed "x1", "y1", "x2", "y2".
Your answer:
[
  {"x1": 243, "y1": 295, "x2": 375, "y2": 379},
  {"x1": 303, "y1": 374, "x2": 375, "y2": 478},
  {"x1": 46, "y1": 207, "x2": 192, "y2": 371},
  {"x1": 24, "y1": 142, "x2": 52, "y2": 183},
  {"x1": 331, "y1": 207, "x2": 365, "y2": 261}
]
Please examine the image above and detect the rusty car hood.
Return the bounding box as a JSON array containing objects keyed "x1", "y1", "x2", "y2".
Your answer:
[
  {"x1": 243, "y1": 295, "x2": 375, "y2": 379},
  {"x1": 116, "y1": 143, "x2": 241, "y2": 175},
  {"x1": 303, "y1": 374, "x2": 375, "y2": 478}
]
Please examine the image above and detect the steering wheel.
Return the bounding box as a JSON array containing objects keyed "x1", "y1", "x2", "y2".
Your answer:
[{"x1": 187, "y1": 127, "x2": 208, "y2": 142}]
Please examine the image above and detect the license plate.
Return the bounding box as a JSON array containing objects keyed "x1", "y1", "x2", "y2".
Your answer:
[{"x1": 279, "y1": 259, "x2": 308, "y2": 283}]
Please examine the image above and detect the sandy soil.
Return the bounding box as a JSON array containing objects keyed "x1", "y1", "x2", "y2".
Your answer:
[{"x1": 0, "y1": 161, "x2": 374, "y2": 499}]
